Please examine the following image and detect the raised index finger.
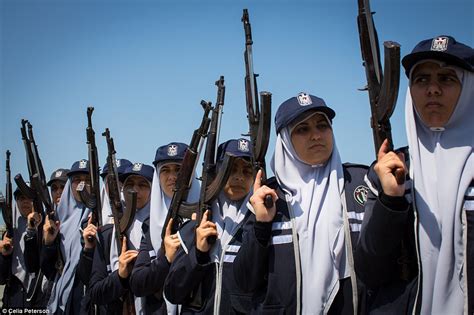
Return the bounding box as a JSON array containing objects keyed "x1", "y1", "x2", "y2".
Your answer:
[
  {"x1": 121, "y1": 236, "x2": 127, "y2": 252},
  {"x1": 377, "y1": 139, "x2": 391, "y2": 162},
  {"x1": 253, "y1": 169, "x2": 263, "y2": 193},
  {"x1": 200, "y1": 210, "x2": 209, "y2": 226}
]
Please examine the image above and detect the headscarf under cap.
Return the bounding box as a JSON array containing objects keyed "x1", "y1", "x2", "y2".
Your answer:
[
  {"x1": 270, "y1": 124, "x2": 349, "y2": 313},
  {"x1": 109, "y1": 184, "x2": 151, "y2": 315},
  {"x1": 48, "y1": 180, "x2": 91, "y2": 313},
  {"x1": 405, "y1": 65, "x2": 474, "y2": 314},
  {"x1": 148, "y1": 161, "x2": 200, "y2": 315}
]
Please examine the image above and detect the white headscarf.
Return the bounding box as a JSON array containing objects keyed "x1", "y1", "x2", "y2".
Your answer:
[
  {"x1": 270, "y1": 121, "x2": 348, "y2": 314},
  {"x1": 100, "y1": 185, "x2": 113, "y2": 225},
  {"x1": 210, "y1": 191, "x2": 250, "y2": 263},
  {"x1": 149, "y1": 162, "x2": 200, "y2": 252},
  {"x1": 108, "y1": 193, "x2": 150, "y2": 315},
  {"x1": 405, "y1": 65, "x2": 474, "y2": 314},
  {"x1": 48, "y1": 179, "x2": 91, "y2": 313},
  {"x1": 148, "y1": 162, "x2": 199, "y2": 315},
  {"x1": 11, "y1": 202, "x2": 30, "y2": 289}
]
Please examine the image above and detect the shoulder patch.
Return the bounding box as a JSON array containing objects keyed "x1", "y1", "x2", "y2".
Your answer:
[{"x1": 354, "y1": 185, "x2": 369, "y2": 206}]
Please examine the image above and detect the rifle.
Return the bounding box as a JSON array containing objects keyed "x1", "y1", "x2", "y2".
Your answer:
[
  {"x1": 103, "y1": 128, "x2": 136, "y2": 314},
  {"x1": 161, "y1": 100, "x2": 212, "y2": 239},
  {"x1": 0, "y1": 153, "x2": 13, "y2": 288},
  {"x1": 27, "y1": 122, "x2": 55, "y2": 218},
  {"x1": 0, "y1": 151, "x2": 13, "y2": 239},
  {"x1": 77, "y1": 107, "x2": 102, "y2": 227},
  {"x1": 102, "y1": 128, "x2": 136, "y2": 253},
  {"x1": 12, "y1": 121, "x2": 52, "y2": 304},
  {"x1": 196, "y1": 76, "x2": 237, "y2": 246},
  {"x1": 15, "y1": 120, "x2": 53, "y2": 223},
  {"x1": 357, "y1": 0, "x2": 401, "y2": 159},
  {"x1": 173, "y1": 82, "x2": 232, "y2": 311},
  {"x1": 242, "y1": 9, "x2": 273, "y2": 207}
]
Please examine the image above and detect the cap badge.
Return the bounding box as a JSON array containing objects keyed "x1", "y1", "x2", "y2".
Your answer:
[
  {"x1": 238, "y1": 139, "x2": 250, "y2": 152},
  {"x1": 431, "y1": 36, "x2": 449, "y2": 52},
  {"x1": 297, "y1": 92, "x2": 312, "y2": 106},
  {"x1": 115, "y1": 159, "x2": 121, "y2": 168},
  {"x1": 55, "y1": 171, "x2": 63, "y2": 178},
  {"x1": 79, "y1": 159, "x2": 87, "y2": 169},
  {"x1": 132, "y1": 163, "x2": 143, "y2": 172},
  {"x1": 167, "y1": 144, "x2": 178, "y2": 157}
]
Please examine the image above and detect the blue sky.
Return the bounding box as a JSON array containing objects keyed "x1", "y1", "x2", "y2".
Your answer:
[{"x1": 1, "y1": 0, "x2": 473, "y2": 209}]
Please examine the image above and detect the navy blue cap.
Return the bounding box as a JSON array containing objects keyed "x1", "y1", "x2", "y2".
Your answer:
[
  {"x1": 402, "y1": 35, "x2": 474, "y2": 77},
  {"x1": 47, "y1": 168, "x2": 70, "y2": 186},
  {"x1": 120, "y1": 163, "x2": 154, "y2": 183},
  {"x1": 100, "y1": 159, "x2": 132, "y2": 179},
  {"x1": 68, "y1": 159, "x2": 90, "y2": 178},
  {"x1": 153, "y1": 142, "x2": 188, "y2": 167},
  {"x1": 216, "y1": 138, "x2": 253, "y2": 163},
  {"x1": 275, "y1": 92, "x2": 336, "y2": 133}
]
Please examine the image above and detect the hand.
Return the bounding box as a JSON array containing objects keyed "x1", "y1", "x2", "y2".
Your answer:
[
  {"x1": 0, "y1": 234, "x2": 13, "y2": 256},
  {"x1": 43, "y1": 214, "x2": 60, "y2": 246},
  {"x1": 118, "y1": 236, "x2": 138, "y2": 279},
  {"x1": 164, "y1": 218, "x2": 181, "y2": 263},
  {"x1": 83, "y1": 215, "x2": 97, "y2": 249},
  {"x1": 374, "y1": 139, "x2": 407, "y2": 197},
  {"x1": 195, "y1": 210, "x2": 218, "y2": 253},
  {"x1": 250, "y1": 169, "x2": 278, "y2": 222},
  {"x1": 27, "y1": 212, "x2": 42, "y2": 230}
]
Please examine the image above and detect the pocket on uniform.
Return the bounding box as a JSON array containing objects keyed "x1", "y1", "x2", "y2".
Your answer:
[
  {"x1": 259, "y1": 304, "x2": 286, "y2": 314},
  {"x1": 230, "y1": 294, "x2": 253, "y2": 314}
]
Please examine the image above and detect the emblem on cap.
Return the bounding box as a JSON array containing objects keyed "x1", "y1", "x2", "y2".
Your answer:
[
  {"x1": 79, "y1": 159, "x2": 87, "y2": 169},
  {"x1": 297, "y1": 92, "x2": 312, "y2": 106},
  {"x1": 431, "y1": 36, "x2": 449, "y2": 52},
  {"x1": 132, "y1": 163, "x2": 143, "y2": 172},
  {"x1": 354, "y1": 185, "x2": 369, "y2": 206},
  {"x1": 55, "y1": 170, "x2": 63, "y2": 178},
  {"x1": 238, "y1": 139, "x2": 250, "y2": 152},
  {"x1": 167, "y1": 144, "x2": 178, "y2": 157},
  {"x1": 115, "y1": 159, "x2": 121, "y2": 168}
]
